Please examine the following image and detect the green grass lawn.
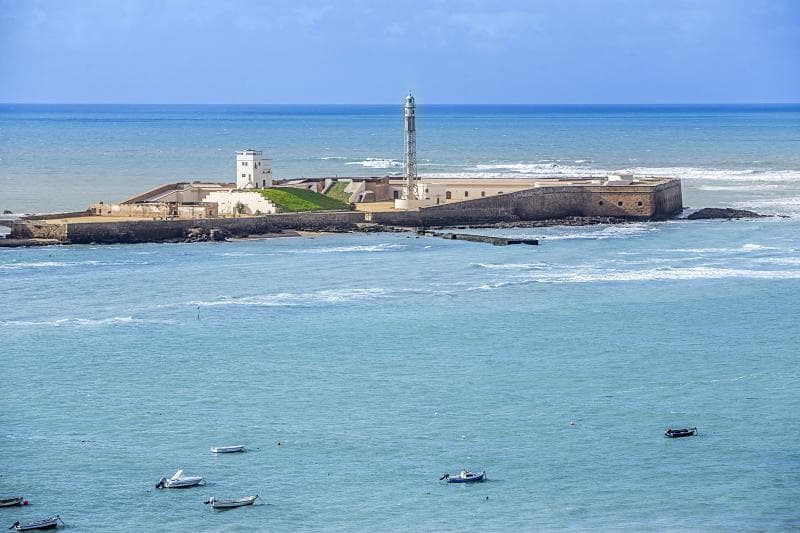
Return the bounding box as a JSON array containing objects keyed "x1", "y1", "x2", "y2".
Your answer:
[
  {"x1": 257, "y1": 187, "x2": 351, "y2": 212},
  {"x1": 325, "y1": 181, "x2": 351, "y2": 203}
]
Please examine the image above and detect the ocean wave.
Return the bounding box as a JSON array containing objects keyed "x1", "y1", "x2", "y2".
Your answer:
[
  {"x1": 732, "y1": 197, "x2": 800, "y2": 216},
  {"x1": 319, "y1": 156, "x2": 347, "y2": 160},
  {"x1": 663, "y1": 243, "x2": 783, "y2": 254},
  {"x1": 468, "y1": 266, "x2": 800, "y2": 288},
  {"x1": 0, "y1": 316, "x2": 175, "y2": 328},
  {"x1": 190, "y1": 287, "x2": 403, "y2": 308},
  {"x1": 0, "y1": 260, "x2": 149, "y2": 271},
  {"x1": 471, "y1": 262, "x2": 548, "y2": 270},
  {"x1": 423, "y1": 163, "x2": 800, "y2": 184},
  {"x1": 345, "y1": 158, "x2": 403, "y2": 169},
  {"x1": 285, "y1": 243, "x2": 407, "y2": 254},
  {"x1": 539, "y1": 223, "x2": 657, "y2": 241}
]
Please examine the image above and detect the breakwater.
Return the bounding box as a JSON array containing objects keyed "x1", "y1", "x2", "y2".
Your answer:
[{"x1": 417, "y1": 230, "x2": 539, "y2": 246}]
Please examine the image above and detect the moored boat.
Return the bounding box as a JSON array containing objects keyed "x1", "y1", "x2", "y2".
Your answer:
[
  {"x1": 9, "y1": 515, "x2": 64, "y2": 531},
  {"x1": 665, "y1": 427, "x2": 698, "y2": 438},
  {"x1": 0, "y1": 497, "x2": 24, "y2": 508},
  {"x1": 156, "y1": 470, "x2": 205, "y2": 489},
  {"x1": 440, "y1": 470, "x2": 486, "y2": 483},
  {"x1": 205, "y1": 495, "x2": 258, "y2": 510},
  {"x1": 211, "y1": 445, "x2": 246, "y2": 454}
]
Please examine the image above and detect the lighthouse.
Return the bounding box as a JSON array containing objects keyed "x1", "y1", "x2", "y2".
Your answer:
[{"x1": 403, "y1": 92, "x2": 418, "y2": 203}]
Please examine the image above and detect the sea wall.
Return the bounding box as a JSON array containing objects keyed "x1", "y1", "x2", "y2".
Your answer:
[
  {"x1": 12, "y1": 211, "x2": 364, "y2": 244},
  {"x1": 372, "y1": 180, "x2": 682, "y2": 226}
]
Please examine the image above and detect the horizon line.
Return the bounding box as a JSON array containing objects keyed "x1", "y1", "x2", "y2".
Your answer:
[{"x1": 2, "y1": 101, "x2": 799, "y2": 107}]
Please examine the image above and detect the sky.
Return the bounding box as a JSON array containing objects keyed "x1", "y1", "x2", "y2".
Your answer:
[{"x1": 1, "y1": 0, "x2": 798, "y2": 104}]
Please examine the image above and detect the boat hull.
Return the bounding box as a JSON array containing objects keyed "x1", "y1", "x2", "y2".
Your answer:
[
  {"x1": 211, "y1": 446, "x2": 245, "y2": 454},
  {"x1": 665, "y1": 428, "x2": 697, "y2": 438},
  {"x1": 0, "y1": 497, "x2": 23, "y2": 507},
  {"x1": 446, "y1": 472, "x2": 486, "y2": 483},
  {"x1": 207, "y1": 495, "x2": 258, "y2": 509}
]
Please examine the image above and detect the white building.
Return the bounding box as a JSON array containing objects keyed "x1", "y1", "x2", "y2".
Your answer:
[{"x1": 236, "y1": 149, "x2": 272, "y2": 189}]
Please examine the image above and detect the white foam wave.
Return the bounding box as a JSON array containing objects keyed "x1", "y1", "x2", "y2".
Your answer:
[
  {"x1": 469, "y1": 266, "x2": 800, "y2": 288},
  {"x1": 286, "y1": 243, "x2": 406, "y2": 254},
  {"x1": 0, "y1": 260, "x2": 149, "y2": 271},
  {"x1": 191, "y1": 288, "x2": 402, "y2": 308},
  {"x1": 733, "y1": 197, "x2": 800, "y2": 217},
  {"x1": 540, "y1": 223, "x2": 657, "y2": 241},
  {"x1": 471, "y1": 262, "x2": 547, "y2": 270},
  {"x1": 423, "y1": 163, "x2": 800, "y2": 185},
  {"x1": 345, "y1": 158, "x2": 402, "y2": 169},
  {"x1": 696, "y1": 184, "x2": 784, "y2": 192},
  {"x1": 664, "y1": 243, "x2": 782, "y2": 254},
  {"x1": 319, "y1": 156, "x2": 347, "y2": 160},
  {"x1": 0, "y1": 316, "x2": 175, "y2": 328}
]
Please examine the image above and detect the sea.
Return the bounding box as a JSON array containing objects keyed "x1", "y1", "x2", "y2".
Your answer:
[{"x1": 1, "y1": 105, "x2": 799, "y2": 531}]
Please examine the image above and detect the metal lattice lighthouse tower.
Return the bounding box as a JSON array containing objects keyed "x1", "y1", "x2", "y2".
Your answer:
[{"x1": 403, "y1": 92, "x2": 418, "y2": 202}]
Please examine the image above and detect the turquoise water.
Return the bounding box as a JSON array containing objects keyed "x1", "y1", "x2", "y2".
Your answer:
[
  {"x1": 1, "y1": 104, "x2": 800, "y2": 214},
  {"x1": 2, "y1": 219, "x2": 800, "y2": 531},
  {"x1": 2, "y1": 105, "x2": 800, "y2": 530}
]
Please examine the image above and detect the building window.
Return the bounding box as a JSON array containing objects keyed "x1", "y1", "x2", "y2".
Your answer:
[
  {"x1": 242, "y1": 162, "x2": 248, "y2": 166},
  {"x1": 393, "y1": 190, "x2": 399, "y2": 199},
  {"x1": 241, "y1": 173, "x2": 246, "y2": 178},
  {"x1": 598, "y1": 201, "x2": 604, "y2": 206},
  {"x1": 481, "y1": 191, "x2": 486, "y2": 197},
  {"x1": 617, "y1": 201, "x2": 623, "y2": 206},
  {"x1": 262, "y1": 180, "x2": 266, "y2": 187},
  {"x1": 446, "y1": 191, "x2": 452, "y2": 200},
  {"x1": 464, "y1": 191, "x2": 469, "y2": 197},
  {"x1": 637, "y1": 201, "x2": 643, "y2": 206},
  {"x1": 498, "y1": 191, "x2": 503, "y2": 195}
]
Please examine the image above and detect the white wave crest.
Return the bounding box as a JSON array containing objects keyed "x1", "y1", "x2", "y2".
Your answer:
[
  {"x1": 469, "y1": 266, "x2": 800, "y2": 288},
  {"x1": 471, "y1": 262, "x2": 547, "y2": 270},
  {"x1": 0, "y1": 260, "x2": 149, "y2": 271},
  {"x1": 191, "y1": 288, "x2": 400, "y2": 308},
  {"x1": 0, "y1": 316, "x2": 175, "y2": 328},
  {"x1": 664, "y1": 243, "x2": 782, "y2": 254},
  {"x1": 345, "y1": 158, "x2": 403, "y2": 169},
  {"x1": 286, "y1": 243, "x2": 406, "y2": 254}
]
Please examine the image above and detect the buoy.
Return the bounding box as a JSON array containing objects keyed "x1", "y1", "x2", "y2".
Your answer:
[
  {"x1": 570, "y1": 420, "x2": 575, "y2": 426},
  {"x1": 23, "y1": 500, "x2": 28, "y2": 506}
]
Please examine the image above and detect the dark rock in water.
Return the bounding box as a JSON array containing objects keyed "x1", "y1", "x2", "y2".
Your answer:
[
  {"x1": 687, "y1": 207, "x2": 767, "y2": 220},
  {"x1": 3, "y1": 210, "x2": 12, "y2": 214},
  {"x1": 209, "y1": 228, "x2": 227, "y2": 241}
]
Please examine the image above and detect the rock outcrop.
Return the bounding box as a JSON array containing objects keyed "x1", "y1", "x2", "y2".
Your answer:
[{"x1": 687, "y1": 208, "x2": 767, "y2": 220}]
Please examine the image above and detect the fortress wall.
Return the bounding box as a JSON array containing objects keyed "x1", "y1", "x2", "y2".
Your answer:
[
  {"x1": 11, "y1": 221, "x2": 68, "y2": 240},
  {"x1": 62, "y1": 211, "x2": 364, "y2": 244}
]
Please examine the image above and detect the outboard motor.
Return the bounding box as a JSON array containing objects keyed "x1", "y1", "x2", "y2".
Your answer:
[{"x1": 156, "y1": 477, "x2": 167, "y2": 489}]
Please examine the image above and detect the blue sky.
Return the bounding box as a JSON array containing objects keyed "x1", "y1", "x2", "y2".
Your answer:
[{"x1": 1, "y1": 0, "x2": 798, "y2": 103}]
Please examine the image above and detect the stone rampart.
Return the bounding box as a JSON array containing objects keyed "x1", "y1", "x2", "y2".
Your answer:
[{"x1": 61, "y1": 211, "x2": 365, "y2": 244}]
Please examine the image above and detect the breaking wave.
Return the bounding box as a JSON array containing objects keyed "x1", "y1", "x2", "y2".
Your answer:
[
  {"x1": 345, "y1": 158, "x2": 403, "y2": 169},
  {"x1": 0, "y1": 316, "x2": 175, "y2": 328},
  {"x1": 471, "y1": 262, "x2": 548, "y2": 270},
  {"x1": 468, "y1": 266, "x2": 800, "y2": 289},
  {"x1": 190, "y1": 287, "x2": 405, "y2": 308},
  {"x1": 285, "y1": 243, "x2": 406, "y2": 254},
  {"x1": 0, "y1": 260, "x2": 149, "y2": 271}
]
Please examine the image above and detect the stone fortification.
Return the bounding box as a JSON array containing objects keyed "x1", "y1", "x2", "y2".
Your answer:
[
  {"x1": 373, "y1": 179, "x2": 682, "y2": 226},
  {"x1": 10, "y1": 179, "x2": 682, "y2": 244},
  {"x1": 12, "y1": 212, "x2": 364, "y2": 244}
]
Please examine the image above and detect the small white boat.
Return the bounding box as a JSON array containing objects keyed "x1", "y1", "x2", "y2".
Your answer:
[
  {"x1": 156, "y1": 469, "x2": 205, "y2": 489},
  {"x1": 205, "y1": 495, "x2": 258, "y2": 510},
  {"x1": 9, "y1": 515, "x2": 64, "y2": 531},
  {"x1": 211, "y1": 445, "x2": 246, "y2": 454}
]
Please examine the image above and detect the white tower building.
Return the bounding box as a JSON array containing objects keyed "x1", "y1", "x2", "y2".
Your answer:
[
  {"x1": 403, "y1": 93, "x2": 418, "y2": 202},
  {"x1": 236, "y1": 149, "x2": 272, "y2": 189}
]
